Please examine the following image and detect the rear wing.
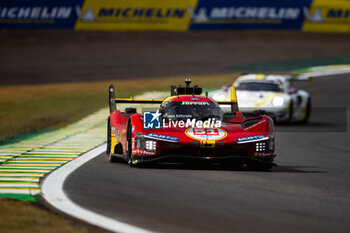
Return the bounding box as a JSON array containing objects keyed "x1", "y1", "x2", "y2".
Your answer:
[
  {"x1": 109, "y1": 84, "x2": 239, "y2": 114},
  {"x1": 217, "y1": 86, "x2": 238, "y2": 112},
  {"x1": 109, "y1": 85, "x2": 163, "y2": 113}
]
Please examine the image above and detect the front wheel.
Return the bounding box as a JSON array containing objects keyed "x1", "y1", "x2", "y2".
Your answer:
[
  {"x1": 301, "y1": 97, "x2": 311, "y2": 124},
  {"x1": 287, "y1": 101, "x2": 294, "y2": 123},
  {"x1": 126, "y1": 122, "x2": 134, "y2": 165}
]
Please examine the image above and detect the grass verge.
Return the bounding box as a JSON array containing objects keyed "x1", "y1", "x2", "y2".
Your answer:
[
  {"x1": 0, "y1": 73, "x2": 239, "y2": 142},
  {"x1": 0, "y1": 198, "x2": 105, "y2": 233}
]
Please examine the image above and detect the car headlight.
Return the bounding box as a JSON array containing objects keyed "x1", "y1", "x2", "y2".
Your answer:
[
  {"x1": 272, "y1": 96, "x2": 284, "y2": 106},
  {"x1": 212, "y1": 93, "x2": 227, "y2": 101},
  {"x1": 145, "y1": 140, "x2": 156, "y2": 151},
  {"x1": 135, "y1": 135, "x2": 156, "y2": 151}
]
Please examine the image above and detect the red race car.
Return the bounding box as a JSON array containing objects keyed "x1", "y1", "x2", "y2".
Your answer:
[{"x1": 107, "y1": 80, "x2": 276, "y2": 170}]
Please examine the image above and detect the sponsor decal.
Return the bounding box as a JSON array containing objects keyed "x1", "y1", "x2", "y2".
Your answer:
[
  {"x1": 302, "y1": 0, "x2": 350, "y2": 32},
  {"x1": 132, "y1": 125, "x2": 135, "y2": 133},
  {"x1": 304, "y1": 6, "x2": 350, "y2": 23},
  {"x1": 0, "y1": 0, "x2": 82, "y2": 29},
  {"x1": 189, "y1": 0, "x2": 311, "y2": 30},
  {"x1": 75, "y1": 0, "x2": 197, "y2": 31},
  {"x1": 237, "y1": 134, "x2": 267, "y2": 143},
  {"x1": 255, "y1": 152, "x2": 273, "y2": 157},
  {"x1": 145, "y1": 132, "x2": 179, "y2": 142},
  {"x1": 185, "y1": 128, "x2": 227, "y2": 141},
  {"x1": 181, "y1": 101, "x2": 210, "y2": 105},
  {"x1": 190, "y1": 6, "x2": 301, "y2": 22},
  {"x1": 77, "y1": 6, "x2": 186, "y2": 22},
  {"x1": 143, "y1": 110, "x2": 161, "y2": 129},
  {"x1": 0, "y1": 6, "x2": 73, "y2": 20},
  {"x1": 133, "y1": 149, "x2": 156, "y2": 155}
]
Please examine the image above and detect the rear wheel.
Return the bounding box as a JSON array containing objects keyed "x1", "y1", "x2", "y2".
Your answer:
[
  {"x1": 107, "y1": 118, "x2": 120, "y2": 163},
  {"x1": 301, "y1": 97, "x2": 311, "y2": 124},
  {"x1": 106, "y1": 118, "x2": 111, "y2": 156}
]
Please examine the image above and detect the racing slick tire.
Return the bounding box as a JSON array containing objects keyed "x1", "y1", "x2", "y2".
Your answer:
[
  {"x1": 107, "y1": 118, "x2": 120, "y2": 163},
  {"x1": 301, "y1": 97, "x2": 311, "y2": 124},
  {"x1": 247, "y1": 161, "x2": 273, "y2": 171},
  {"x1": 126, "y1": 121, "x2": 134, "y2": 166},
  {"x1": 287, "y1": 100, "x2": 294, "y2": 123}
]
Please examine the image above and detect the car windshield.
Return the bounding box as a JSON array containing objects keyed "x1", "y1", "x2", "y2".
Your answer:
[
  {"x1": 162, "y1": 101, "x2": 223, "y2": 121},
  {"x1": 236, "y1": 82, "x2": 283, "y2": 92}
]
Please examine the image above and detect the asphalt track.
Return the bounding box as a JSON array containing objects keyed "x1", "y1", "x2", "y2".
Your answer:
[{"x1": 64, "y1": 74, "x2": 350, "y2": 233}]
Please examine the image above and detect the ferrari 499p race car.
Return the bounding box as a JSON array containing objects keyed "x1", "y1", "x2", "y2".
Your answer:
[
  {"x1": 209, "y1": 73, "x2": 312, "y2": 123},
  {"x1": 107, "y1": 80, "x2": 276, "y2": 170}
]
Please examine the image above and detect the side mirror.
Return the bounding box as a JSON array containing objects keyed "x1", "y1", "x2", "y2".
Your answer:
[{"x1": 289, "y1": 88, "x2": 298, "y2": 94}]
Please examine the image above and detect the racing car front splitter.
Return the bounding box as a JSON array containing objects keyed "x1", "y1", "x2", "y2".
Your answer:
[{"x1": 130, "y1": 154, "x2": 277, "y2": 166}]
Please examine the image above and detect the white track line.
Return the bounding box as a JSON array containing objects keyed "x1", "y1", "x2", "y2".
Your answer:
[{"x1": 42, "y1": 144, "x2": 156, "y2": 233}]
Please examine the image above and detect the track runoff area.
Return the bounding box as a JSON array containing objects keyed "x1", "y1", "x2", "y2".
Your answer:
[
  {"x1": 0, "y1": 66, "x2": 349, "y2": 232},
  {"x1": 0, "y1": 109, "x2": 107, "y2": 200},
  {"x1": 0, "y1": 91, "x2": 167, "y2": 200}
]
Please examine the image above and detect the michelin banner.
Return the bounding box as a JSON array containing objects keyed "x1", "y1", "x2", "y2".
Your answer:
[
  {"x1": 75, "y1": 0, "x2": 197, "y2": 31},
  {"x1": 189, "y1": 0, "x2": 312, "y2": 30},
  {"x1": 0, "y1": 0, "x2": 83, "y2": 29},
  {"x1": 1, "y1": 0, "x2": 350, "y2": 32},
  {"x1": 303, "y1": 0, "x2": 350, "y2": 33}
]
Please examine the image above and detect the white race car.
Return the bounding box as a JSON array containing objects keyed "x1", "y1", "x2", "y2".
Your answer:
[{"x1": 209, "y1": 73, "x2": 312, "y2": 123}]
